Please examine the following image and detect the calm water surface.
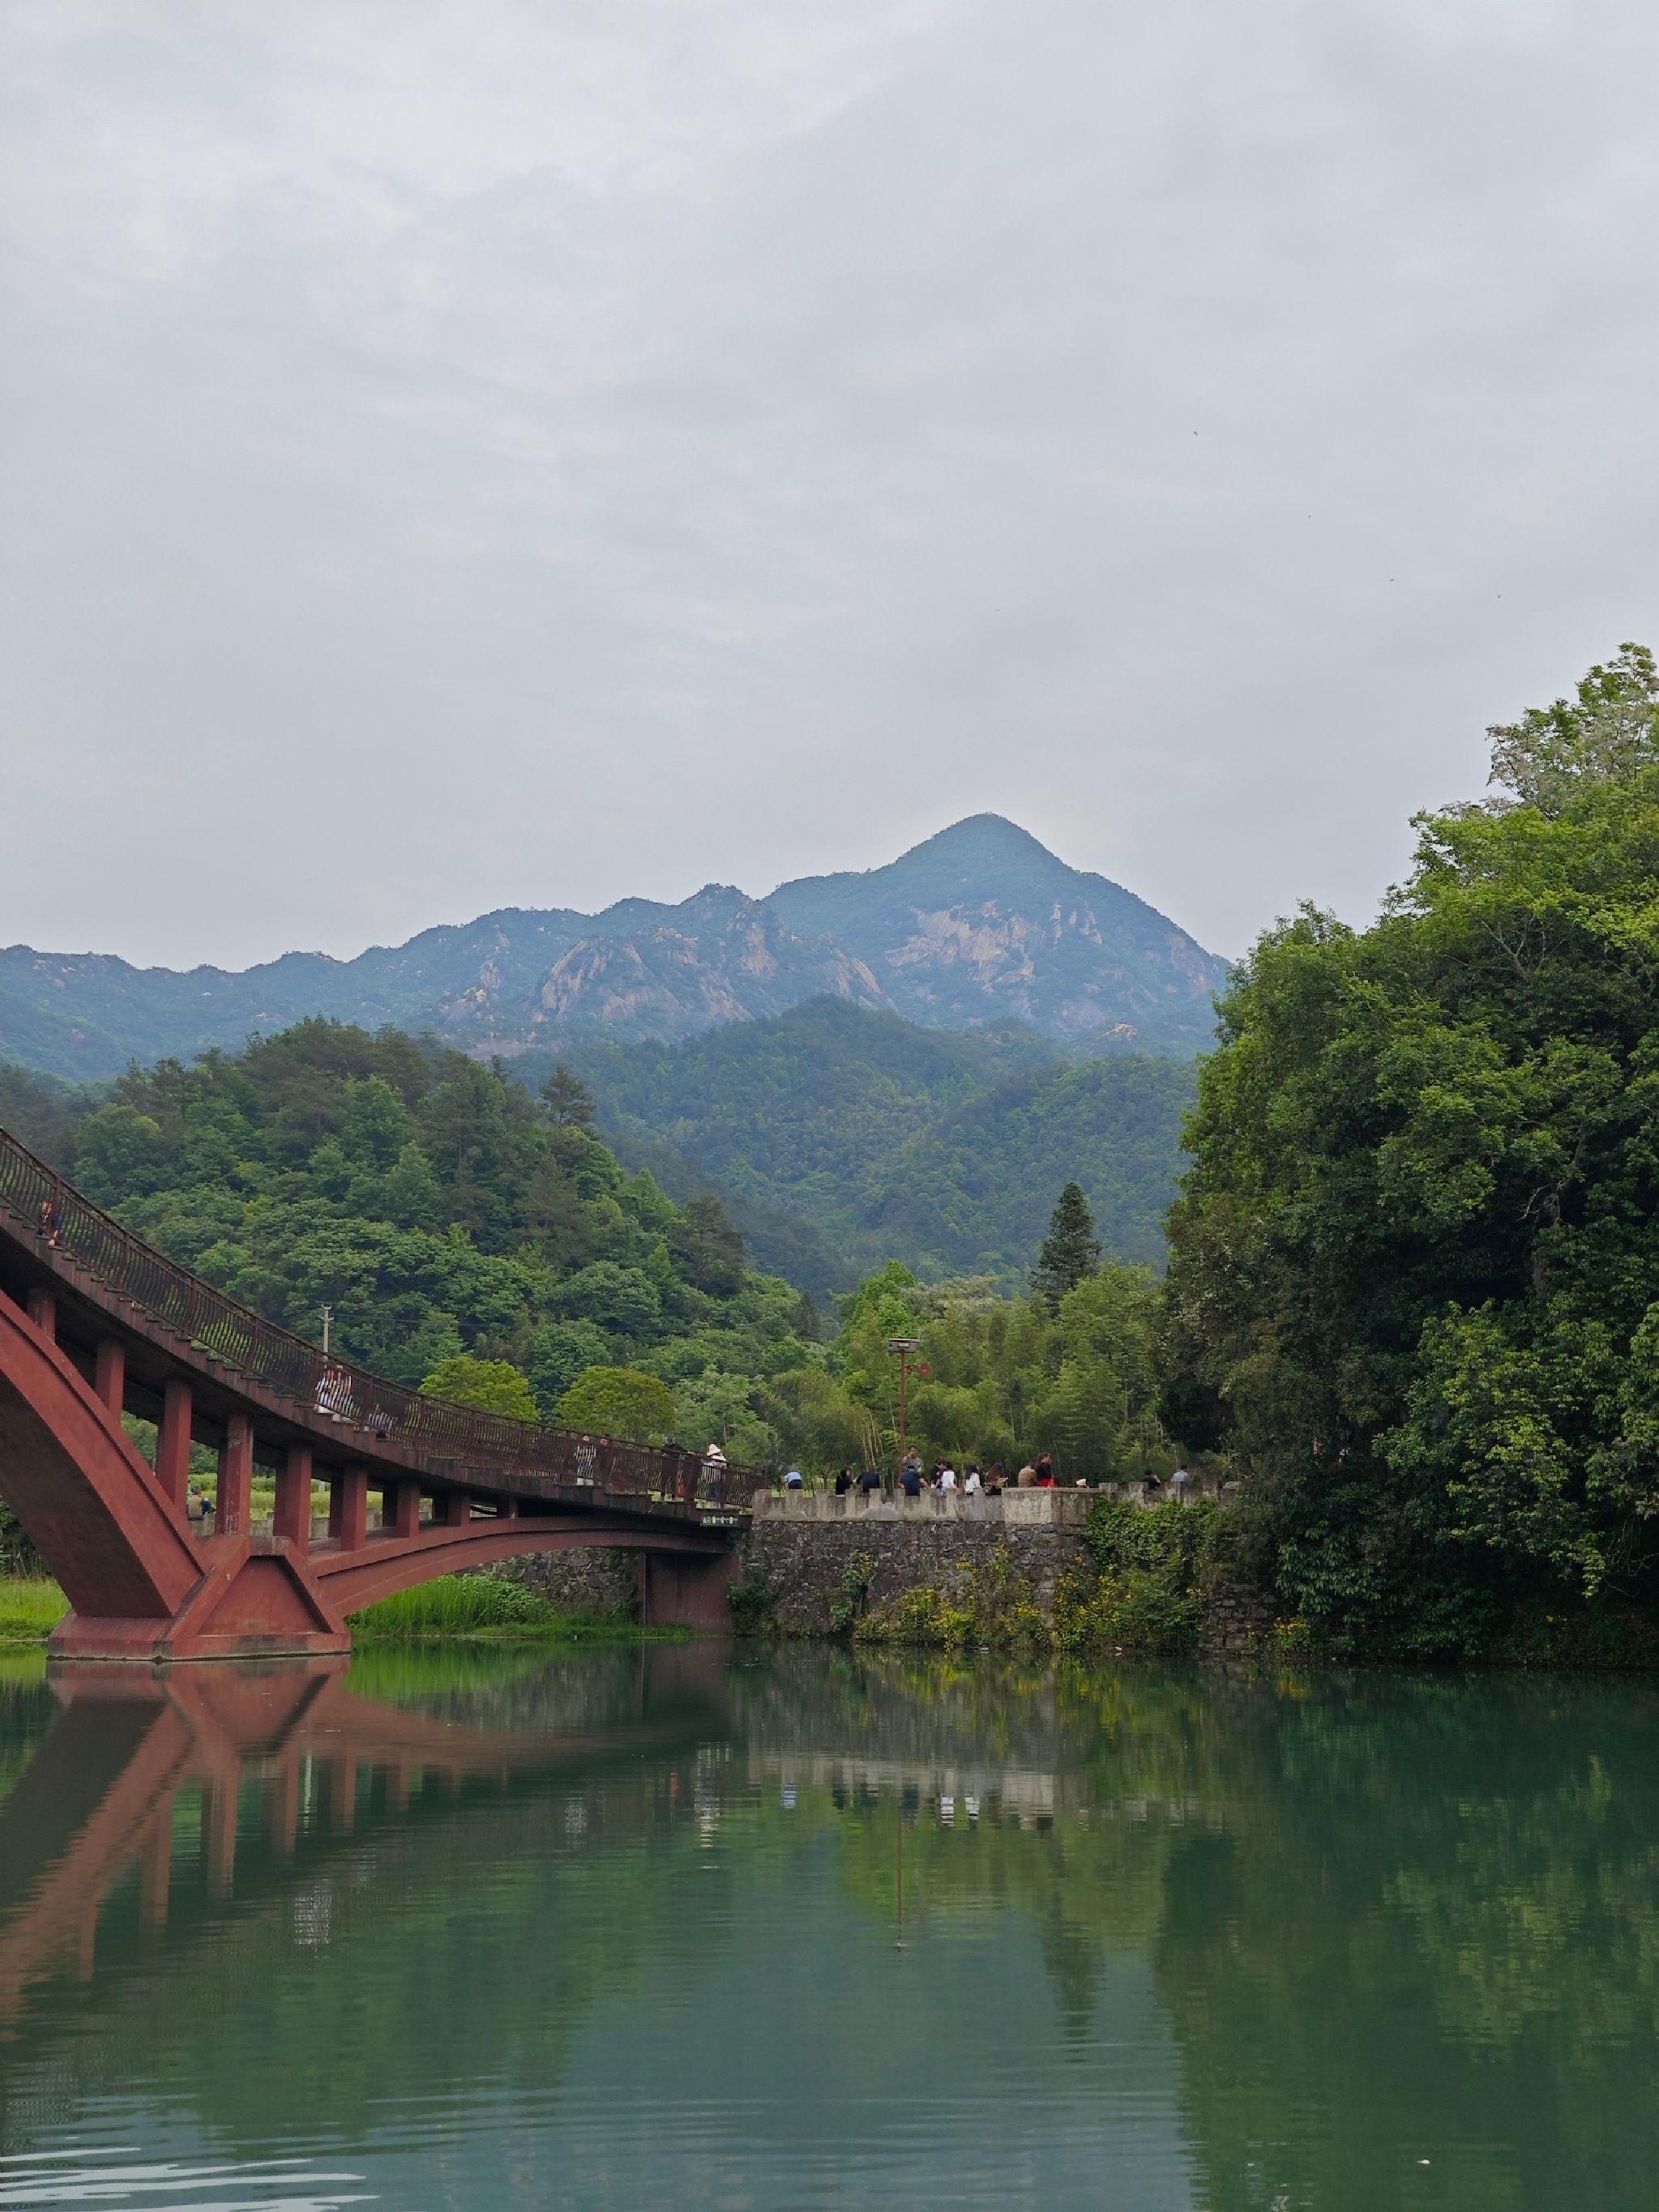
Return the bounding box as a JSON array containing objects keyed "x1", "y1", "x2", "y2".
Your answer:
[{"x1": 0, "y1": 1643, "x2": 1654, "y2": 2211}]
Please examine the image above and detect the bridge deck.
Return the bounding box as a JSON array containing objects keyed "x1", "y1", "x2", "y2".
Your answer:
[{"x1": 0, "y1": 1125, "x2": 751, "y2": 1657}]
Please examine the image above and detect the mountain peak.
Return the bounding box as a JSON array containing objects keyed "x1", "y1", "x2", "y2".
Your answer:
[
  {"x1": 893, "y1": 813, "x2": 1061, "y2": 869},
  {"x1": 0, "y1": 814, "x2": 1227, "y2": 1080}
]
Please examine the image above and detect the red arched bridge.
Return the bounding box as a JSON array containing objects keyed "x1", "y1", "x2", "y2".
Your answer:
[{"x1": 0, "y1": 1127, "x2": 757, "y2": 1661}]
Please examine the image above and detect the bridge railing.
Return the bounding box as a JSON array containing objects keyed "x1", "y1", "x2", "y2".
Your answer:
[{"x1": 0, "y1": 1124, "x2": 759, "y2": 1506}]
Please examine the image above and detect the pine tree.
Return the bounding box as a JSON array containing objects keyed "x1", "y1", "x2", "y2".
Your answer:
[
  {"x1": 1032, "y1": 1181, "x2": 1100, "y2": 1309},
  {"x1": 540, "y1": 1062, "x2": 596, "y2": 1129}
]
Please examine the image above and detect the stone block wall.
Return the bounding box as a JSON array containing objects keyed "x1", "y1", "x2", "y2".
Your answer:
[
  {"x1": 485, "y1": 1547, "x2": 639, "y2": 1619},
  {"x1": 743, "y1": 1514, "x2": 1092, "y2": 1637}
]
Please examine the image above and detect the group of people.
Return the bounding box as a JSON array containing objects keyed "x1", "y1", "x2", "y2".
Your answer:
[{"x1": 819, "y1": 1449, "x2": 1064, "y2": 1499}]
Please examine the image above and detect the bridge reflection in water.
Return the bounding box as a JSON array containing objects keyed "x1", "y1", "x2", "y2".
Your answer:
[
  {"x1": 0, "y1": 1645, "x2": 739, "y2": 2026},
  {"x1": 4, "y1": 1651, "x2": 1652, "y2": 2212}
]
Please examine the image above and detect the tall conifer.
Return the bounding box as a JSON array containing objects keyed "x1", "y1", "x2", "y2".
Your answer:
[{"x1": 1033, "y1": 1181, "x2": 1101, "y2": 1309}]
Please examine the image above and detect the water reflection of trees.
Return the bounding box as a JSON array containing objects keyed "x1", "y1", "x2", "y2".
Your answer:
[
  {"x1": 3, "y1": 1650, "x2": 1658, "y2": 2207},
  {"x1": 752, "y1": 1652, "x2": 1659, "y2": 2210}
]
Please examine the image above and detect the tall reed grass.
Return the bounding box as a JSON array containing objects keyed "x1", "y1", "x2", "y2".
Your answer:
[{"x1": 348, "y1": 1572, "x2": 634, "y2": 1642}]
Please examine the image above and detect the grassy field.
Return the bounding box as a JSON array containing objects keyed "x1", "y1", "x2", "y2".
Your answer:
[{"x1": 0, "y1": 1578, "x2": 69, "y2": 1646}]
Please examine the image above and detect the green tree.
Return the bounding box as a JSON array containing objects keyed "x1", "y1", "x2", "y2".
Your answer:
[
  {"x1": 540, "y1": 1063, "x2": 596, "y2": 1129},
  {"x1": 524, "y1": 1318, "x2": 611, "y2": 1416},
  {"x1": 1032, "y1": 1182, "x2": 1101, "y2": 1309},
  {"x1": 1487, "y1": 640, "x2": 1658, "y2": 815},
  {"x1": 1163, "y1": 643, "x2": 1659, "y2": 1650},
  {"x1": 555, "y1": 1366, "x2": 676, "y2": 1441},
  {"x1": 419, "y1": 1354, "x2": 538, "y2": 1420}
]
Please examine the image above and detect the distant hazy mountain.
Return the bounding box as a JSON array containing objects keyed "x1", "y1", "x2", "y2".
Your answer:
[{"x1": 0, "y1": 814, "x2": 1227, "y2": 1081}]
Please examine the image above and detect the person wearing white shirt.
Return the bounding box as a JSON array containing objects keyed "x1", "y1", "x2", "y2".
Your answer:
[
  {"x1": 939, "y1": 1465, "x2": 958, "y2": 1491},
  {"x1": 964, "y1": 1467, "x2": 981, "y2": 1494}
]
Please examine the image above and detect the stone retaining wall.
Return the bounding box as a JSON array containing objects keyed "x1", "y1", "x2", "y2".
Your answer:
[
  {"x1": 744, "y1": 1510, "x2": 1092, "y2": 1638},
  {"x1": 485, "y1": 1547, "x2": 639, "y2": 1619},
  {"x1": 481, "y1": 1484, "x2": 1255, "y2": 1642}
]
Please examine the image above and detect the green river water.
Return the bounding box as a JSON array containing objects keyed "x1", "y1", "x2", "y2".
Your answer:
[{"x1": 0, "y1": 1643, "x2": 1655, "y2": 2210}]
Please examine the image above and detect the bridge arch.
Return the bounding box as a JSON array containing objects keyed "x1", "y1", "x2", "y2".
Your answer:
[{"x1": 0, "y1": 1128, "x2": 752, "y2": 1660}]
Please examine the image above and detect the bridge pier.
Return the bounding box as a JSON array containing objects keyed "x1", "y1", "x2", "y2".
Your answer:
[
  {"x1": 156, "y1": 1379, "x2": 191, "y2": 1510},
  {"x1": 638, "y1": 1548, "x2": 738, "y2": 1633}
]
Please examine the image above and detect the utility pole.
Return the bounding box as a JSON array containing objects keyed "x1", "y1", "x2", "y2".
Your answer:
[
  {"x1": 886, "y1": 1337, "x2": 922, "y2": 1471},
  {"x1": 320, "y1": 1304, "x2": 333, "y2": 1357}
]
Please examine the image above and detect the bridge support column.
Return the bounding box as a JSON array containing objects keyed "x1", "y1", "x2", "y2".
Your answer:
[
  {"x1": 216, "y1": 1415, "x2": 253, "y2": 1535},
  {"x1": 94, "y1": 1339, "x2": 125, "y2": 1416},
  {"x1": 638, "y1": 1549, "x2": 739, "y2": 1633},
  {"x1": 26, "y1": 1289, "x2": 56, "y2": 1341},
  {"x1": 156, "y1": 1378, "x2": 191, "y2": 1509},
  {"x1": 384, "y1": 1480, "x2": 421, "y2": 1539},
  {"x1": 334, "y1": 1466, "x2": 369, "y2": 1552},
  {"x1": 274, "y1": 1443, "x2": 312, "y2": 1553},
  {"x1": 438, "y1": 1491, "x2": 471, "y2": 1527}
]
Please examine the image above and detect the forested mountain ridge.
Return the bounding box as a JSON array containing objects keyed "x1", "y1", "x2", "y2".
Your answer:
[
  {"x1": 545, "y1": 997, "x2": 1195, "y2": 1293},
  {"x1": 0, "y1": 814, "x2": 1227, "y2": 1080}
]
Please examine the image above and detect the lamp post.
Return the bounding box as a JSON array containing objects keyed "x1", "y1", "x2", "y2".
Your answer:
[{"x1": 886, "y1": 1337, "x2": 923, "y2": 1473}]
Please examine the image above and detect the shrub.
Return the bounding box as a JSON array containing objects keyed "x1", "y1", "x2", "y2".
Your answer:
[{"x1": 727, "y1": 1569, "x2": 777, "y2": 1637}]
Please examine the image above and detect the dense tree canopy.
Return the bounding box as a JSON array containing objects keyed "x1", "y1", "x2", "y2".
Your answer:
[
  {"x1": 549, "y1": 997, "x2": 1195, "y2": 1294},
  {"x1": 554, "y1": 1366, "x2": 677, "y2": 1441},
  {"x1": 1, "y1": 1019, "x2": 807, "y2": 1463},
  {"x1": 419, "y1": 1353, "x2": 539, "y2": 1420},
  {"x1": 761, "y1": 1256, "x2": 1175, "y2": 1481},
  {"x1": 1163, "y1": 646, "x2": 1659, "y2": 1652}
]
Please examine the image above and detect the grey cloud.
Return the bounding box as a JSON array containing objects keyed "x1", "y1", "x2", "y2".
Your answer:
[{"x1": 2, "y1": 0, "x2": 1657, "y2": 968}]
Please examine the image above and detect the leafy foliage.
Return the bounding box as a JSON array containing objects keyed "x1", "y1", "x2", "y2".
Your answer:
[
  {"x1": 0, "y1": 1018, "x2": 814, "y2": 1459},
  {"x1": 419, "y1": 1354, "x2": 538, "y2": 1420},
  {"x1": 554, "y1": 1366, "x2": 677, "y2": 1441},
  {"x1": 766, "y1": 1253, "x2": 1177, "y2": 1480},
  {"x1": 1164, "y1": 645, "x2": 1659, "y2": 1652}
]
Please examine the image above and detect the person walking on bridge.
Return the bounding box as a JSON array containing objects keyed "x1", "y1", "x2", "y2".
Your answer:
[{"x1": 703, "y1": 1441, "x2": 728, "y2": 1505}]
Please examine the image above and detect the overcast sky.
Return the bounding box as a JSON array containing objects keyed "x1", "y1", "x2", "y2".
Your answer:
[{"x1": 2, "y1": 0, "x2": 1657, "y2": 971}]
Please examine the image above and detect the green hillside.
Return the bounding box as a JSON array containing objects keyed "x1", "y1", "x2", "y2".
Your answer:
[
  {"x1": 541, "y1": 998, "x2": 1195, "y2": 1294},
  {"x1": 0, "y1": 1020, "x2": 812, "y2": 1467}
]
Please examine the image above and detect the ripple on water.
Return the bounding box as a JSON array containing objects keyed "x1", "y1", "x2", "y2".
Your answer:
[{"x1": 0, "y1": 2149, "x2": 374, "y2": 2210}]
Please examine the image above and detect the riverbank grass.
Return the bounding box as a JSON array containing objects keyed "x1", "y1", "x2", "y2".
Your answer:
[
  {"x1": 348, "y1": 1572, "x2": 686, "y2": 1644},
  {"x1": 0, "y1": 1572, "x2": 680, "y2": 1648},
  {"x1": 0, "y1": 1578, "x2": 69, "y2": 1646}
]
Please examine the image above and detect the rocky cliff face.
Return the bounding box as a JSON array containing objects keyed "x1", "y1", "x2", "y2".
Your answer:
[
  {"x1": 481, "y1": 814, "x2": 1229, "y2": 1053},
  {"x1": 519, "y1": 887, "x2": 891, "y2": 1044},
  {"x1": 0, "y1": 815, "x2": 1228, "y2": 1079}
]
